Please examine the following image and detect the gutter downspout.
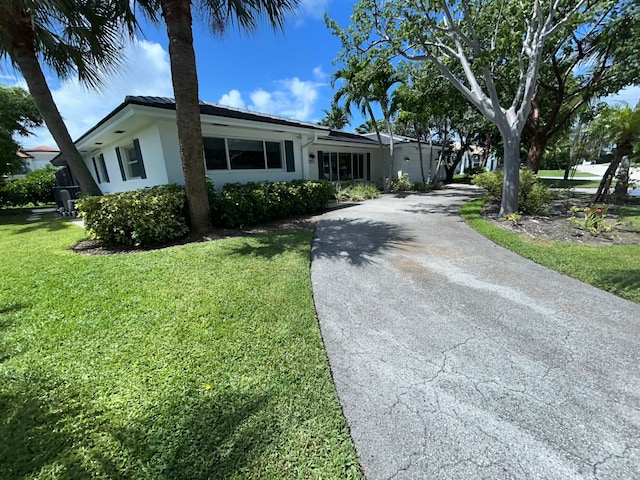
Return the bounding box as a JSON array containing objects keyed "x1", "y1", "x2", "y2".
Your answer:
[{"x1": 301, "y1": 132, "x2": 319, "y2": 180}]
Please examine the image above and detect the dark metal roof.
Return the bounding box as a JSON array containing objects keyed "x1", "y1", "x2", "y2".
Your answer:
[
  {"x1": 320, "y1": 130, "x2": 379, "y2": 145},
  {"x1": 54, "y1": 96, "x2": 378, "y2": 165},
  {"x1": 125, "y1": 96, "x2": 330, "y2": 131}
]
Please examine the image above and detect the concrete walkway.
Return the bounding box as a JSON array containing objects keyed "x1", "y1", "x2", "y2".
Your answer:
[{"x1": 311, "y1": 185, "x2": 640, "y2": 480}]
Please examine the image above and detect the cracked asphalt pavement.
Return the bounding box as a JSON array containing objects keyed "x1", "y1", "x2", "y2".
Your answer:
[{"x1": 311, "y1": 185, "x2": 640, "y2": 480}]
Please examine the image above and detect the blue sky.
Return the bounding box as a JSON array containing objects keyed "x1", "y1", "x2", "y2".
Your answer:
[
  {"x1": 1, "y1": 0, "x2": 638, "y2": 149},
  {"x1": 1, "y1": 0, "x2": 364, "y2": 148}
]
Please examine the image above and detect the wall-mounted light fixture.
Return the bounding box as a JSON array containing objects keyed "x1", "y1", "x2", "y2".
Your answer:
[
  {"x1": 404, "y1": 156, "x2": 410, "y2": 162},
  {"x1": 309, "y1": 153, "x2": 316, "y2": 160}
]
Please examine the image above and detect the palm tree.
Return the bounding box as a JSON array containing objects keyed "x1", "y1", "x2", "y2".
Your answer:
[
  {"x1": 332, "y1": 55, "x2": 400, "y2": 191},
  {"x1": 136, "y1": 0, "x2": 298, "y2": 233},
  {"x1": 0, "y1": 1, "x2": 131, "y2": 196},
  {"x1": 319, "y1": 105, "x2": 350, "y2": 130},
  {"x1": 589, "y1": 104, "x2": 640, "y2": 203}
]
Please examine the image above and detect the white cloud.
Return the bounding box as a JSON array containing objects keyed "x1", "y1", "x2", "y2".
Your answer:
[
  {"x1": 13, "y1": 38, "x2": 173, "y2": 148},
  {"x1": 218, "y1": 71, "x2": 325, "y2": 122},
  {"x1": 312, "y1": 66, "x2": 327, "y2": 82},
  {"x1": 218, "y1": 89, "x2": 246, "y2": 109},
  {"x1": 301, "y1": 0, "x2": 332, "y2": 18}
]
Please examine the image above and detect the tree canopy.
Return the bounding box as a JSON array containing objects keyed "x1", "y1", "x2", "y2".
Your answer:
[
  {"x1": 0, "y1": 85, "x2": 43, "y2": 176},
  {"x1": 328, "y1": 0, "x2": 589, "y2": 214}
]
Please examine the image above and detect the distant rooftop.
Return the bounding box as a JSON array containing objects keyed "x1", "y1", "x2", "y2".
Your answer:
[{"x1": 24, "y1": 146, "x2": 59, "y2": 153}]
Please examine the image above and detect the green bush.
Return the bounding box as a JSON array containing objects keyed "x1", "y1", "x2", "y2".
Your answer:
[
  {"x1": 0, "y1": 166, "x2": 56, "y2": 207},
  {"x1": 334, "y1": 182, "x2": 380, "y2": 201},
  {"x1": 391, "y1": 174, "x2": 413, "y2": 192},
  {"x1": 472, "y1": 169, "x2": 551, "y2": 214},
  {"x1": 209, "y1": 180, "x2": 335, "y2": 229},
  {"x1": 412, "y1": 181, "x2": 442, "y2": 192},
  {"x1": 76, "y1": 185, "x2": 188, "y2": 246}
]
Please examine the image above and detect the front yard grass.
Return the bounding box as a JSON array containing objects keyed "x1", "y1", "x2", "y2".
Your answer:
[
  {"x1": 460, "y1": 199, "x2": 640, "y2": 303},
  {"x1": 0, "y1": 214, "x2": 361, "y2": 479}
]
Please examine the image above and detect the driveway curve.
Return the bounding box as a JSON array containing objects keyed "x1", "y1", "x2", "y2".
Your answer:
[{"x1": 311, "y1": 185, "x2": 640, "y2": 480}]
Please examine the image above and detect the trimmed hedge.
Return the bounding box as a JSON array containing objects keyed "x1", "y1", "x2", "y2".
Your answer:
[
  {"x1": 209, "y1": 180, "x2": 335, "y2": 228},
  {"x1": 76, "y1": 185, "x2": 188, "y2": 246},
  {"x1": 0, "y1": 166, "x2": 56, "y2": 207},
  {"x1": 472, "y1": 169, "x2": 552, "y2": 215}
]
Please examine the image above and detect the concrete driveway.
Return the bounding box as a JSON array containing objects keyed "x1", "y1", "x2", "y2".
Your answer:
[{"x1": 311, "y1": 185, "x2": 640, "y2": 480}]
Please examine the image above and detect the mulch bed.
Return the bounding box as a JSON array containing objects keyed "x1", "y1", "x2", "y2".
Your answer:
[{"x1": 482, "y1": 194, "x2": 640, "y2": 245}]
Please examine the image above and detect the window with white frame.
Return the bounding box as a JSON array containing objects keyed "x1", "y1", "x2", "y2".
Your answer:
[
  {"x1": 204, "y1": 137, "x2": 291, "y2": 171},
  {"x1": 115, "y1": 139, "x2": 147, "y2": 180},
  {"x1": 91, "y1": 153, "x2": 110, "y2": 183}
]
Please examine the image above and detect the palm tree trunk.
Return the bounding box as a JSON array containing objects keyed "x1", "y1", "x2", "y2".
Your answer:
[
  {"x1": 12, "y1": 46, "x2": 102, "y2": 196},
  {"x1": 161, "y1": 0, "x2": 211, "y2": 233},
  {"x1": 366, "y1": 104, "x2": 390, "y2": 192}
]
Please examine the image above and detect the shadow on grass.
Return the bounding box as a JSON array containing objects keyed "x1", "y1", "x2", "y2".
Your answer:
[
  {"x1": 1, "y1": 375, "x2": 274, "y2": 479},
  {"x1": 13, "y1": 217, "x2": 76, "y2": 235},
  {"x1": 109, "y1": 392, "x2": 272, "y2": 479},
  {"x1": 0, "y1": 381, "x2": 94, "y2": 479},
  {"x1": 593, "y1": 269, "x2": 640, "y2": 302},
  {"x1": 222, "y1": 230, "x2": 311, "y2": 259},
  {"x1": 312, "y1": 218, "x2": 414, "y2": 266}
]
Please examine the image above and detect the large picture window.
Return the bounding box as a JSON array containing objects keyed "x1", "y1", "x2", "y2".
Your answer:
[
  {"x1": 204, "y1": 137, "x2": 227, "y2": 170},
  {"x1": 203, "y1": 137, "x2": 286, "y2": 171}
]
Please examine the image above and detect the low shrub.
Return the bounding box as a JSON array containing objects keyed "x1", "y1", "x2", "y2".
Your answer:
[
  {"x1": 76, "y1": 185, "x2": 188, "y2": 246},
  {"x1": 472, "y1": 169, "x2": 551, "y2": 214},
  {"x1": 334, "y1": 182, "x2": 380, "y2": 202},
  {"x1": 0, "y1": 166, "x2": 56, "y2": 207},
  {"x1": 391, "y1": 174, "x2": 414, "y2": 192},
  {"x1": 209, "y1": 180, "x2": 334, "y2": 228},
  {"x1": 412, "y1": 181, "x2": 442, "y2": 192}
]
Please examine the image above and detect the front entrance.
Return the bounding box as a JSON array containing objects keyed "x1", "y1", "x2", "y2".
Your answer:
[{"x1": 319, "y1": 151, "x2": 369, "y2": 182}]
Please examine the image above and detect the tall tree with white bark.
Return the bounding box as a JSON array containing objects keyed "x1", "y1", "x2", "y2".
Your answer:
[{"x1": 333, "y1": 0, "x2": 587, "y2": 215}]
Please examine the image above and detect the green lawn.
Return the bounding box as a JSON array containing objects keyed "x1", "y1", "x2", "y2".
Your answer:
[
  {"x1": 537, "y1": 169, "x2": 599, "y2": 178},
  {"x1": 0, "y1": 213, "x2": 361, "y2": 479},
  {"x1": 460, "y1": 199, "x2": 640, "y2": 303},
  {"x1": 538, "y1": 177, "x2": 605, "y2": 189}
]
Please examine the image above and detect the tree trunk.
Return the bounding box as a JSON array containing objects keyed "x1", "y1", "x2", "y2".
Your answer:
[
  {"x1": 526, "y1": 131, "x2": 547, "y2": 174},
  {"x1": 613, "y1": 155, "x2": 631, "y2": 203},
  {"x1": 12, "y1": 46, "x2": 102, "y2": 196},
  {"x1": 592, "y1": 158, "x2": 619, "y2": 203},
  {"x1": 500, "y1": 134, "x2": 521, "y2": 216},
  {"x1": 416, "y1": 128, "x2": 425, "y2": 184},
  {"x1": 367, "y1": 104, "x2": 390, "y2": 191},
  {"x1": 161, "y1": 0, "x2": 211, "y2": 233},
  {"x1": 594, "y1": 139, "x2": 634, "y2": 204},
  {"x1": 444, "y1": 149, "x2": 464, "y2": 183}
]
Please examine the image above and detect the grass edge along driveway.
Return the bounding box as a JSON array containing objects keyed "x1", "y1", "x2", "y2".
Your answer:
[
  {"x1": 460, "y1": 198, "x2": 640, "y2": 303},
  {"x1": 0, "y1": 213, "x2": 362, "y2": 479}
]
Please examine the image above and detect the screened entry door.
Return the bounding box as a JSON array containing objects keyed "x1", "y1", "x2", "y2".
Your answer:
[{"x1": 320, "y1": 152, "x2": 369, "y2": 182}]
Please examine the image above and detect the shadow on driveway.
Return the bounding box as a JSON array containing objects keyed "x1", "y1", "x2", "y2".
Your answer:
[{"x1": 312, "y1": 218, "x2": 414, "y2": 266}]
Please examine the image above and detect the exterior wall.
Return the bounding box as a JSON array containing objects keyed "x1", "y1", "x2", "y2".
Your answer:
[
  {"x1": 28, "y1": 152, "x2": 58, "y2": 171},
  {"x1": 392, "y1": 143, "x2": 446, "y2": 183},
  {"x1": 83, "y1": 123, "x2": 169, "y2": 194}
]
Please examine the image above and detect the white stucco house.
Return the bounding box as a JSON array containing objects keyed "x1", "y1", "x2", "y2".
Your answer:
[
  {"x1": 52, "y1": 96, "x2": 445, "y2": 192},
  {"x1": 10, "y1": 146, "x2": 60, "y2": 178}
]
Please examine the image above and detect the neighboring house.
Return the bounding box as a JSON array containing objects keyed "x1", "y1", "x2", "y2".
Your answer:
[
  {"x1": 9, "y1": 146, "x2": 60, "y2": 178},
  {"x1": 52, "y1": 96, "x2": 446, "y2": 194}
]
